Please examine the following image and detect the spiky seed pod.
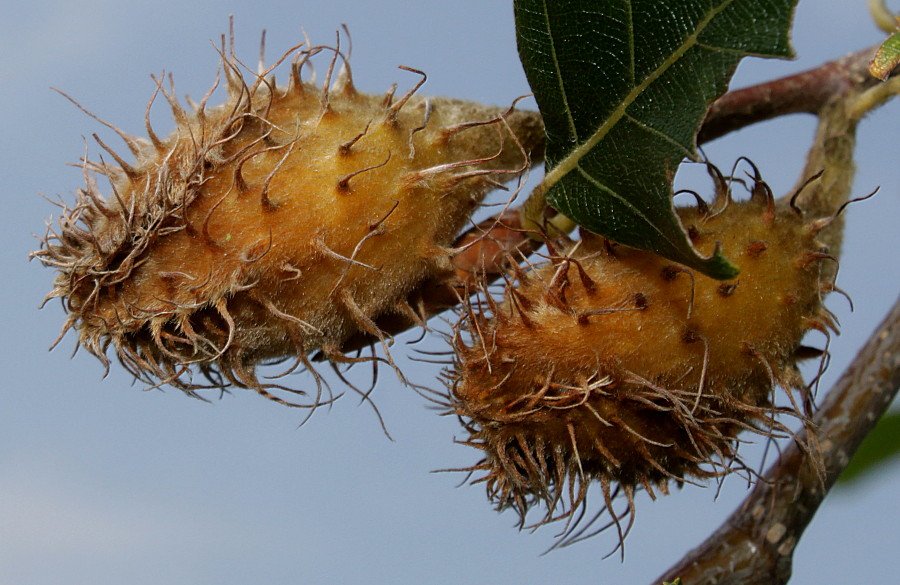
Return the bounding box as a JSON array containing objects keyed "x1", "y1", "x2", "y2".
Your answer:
[
  {"x1": 33, "y1": 32, "x2": 544, "y2": 404},
  {"x1": 449, "y1": 171, "x2": 838, "y2": 543}
]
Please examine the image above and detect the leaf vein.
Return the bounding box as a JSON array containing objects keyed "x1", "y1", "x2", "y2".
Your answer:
[
  {"x1": 540, "y1": 0, "x2": 736, "y2": 190},
  {"x1": 540, "y1": 0, "x2": 579, "y2": 142},
  {"x1": 626, "y1": 1, "x2": 635, "y2": 87},
  {"x1": 574, "y1": 166, "x2": 674, "y2": 247},
  {"x1": 695, "y1": 41, "x2": 773, "y2": 57},
  {"x1": 623, "y1": 113, "x2": 694, "y2": 159}
]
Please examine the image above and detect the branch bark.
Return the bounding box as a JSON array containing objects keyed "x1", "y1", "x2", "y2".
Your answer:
[
  {"x1": 656, "y1": 296, "x2": 900, "y2": 585},
  {"x1": 698, "y1": 46, "x2": 885, "y2": 143}
]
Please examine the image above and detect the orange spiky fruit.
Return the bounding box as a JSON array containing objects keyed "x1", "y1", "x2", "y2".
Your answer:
[
  {"x1": 449, "y1": 167, "x2": 837, "y2": 543},
  {"x1": 33, "y1": 29, "x2": 544, "y2": 405}
]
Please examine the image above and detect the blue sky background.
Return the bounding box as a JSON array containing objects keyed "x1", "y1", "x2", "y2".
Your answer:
[{"x1": 2, "y1": 1, "x2": 897, "y2": 584}]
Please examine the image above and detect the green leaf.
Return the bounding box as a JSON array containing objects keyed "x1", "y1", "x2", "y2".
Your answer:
[
  {"x1": 837, "y1": 411, "x2": 900, "y2": 485},
  {"x1": 515, "y1": 0, "x2": 798, "y2": 279},
  {"x1": 870, "y1": 30, "x2": 900, "y2": 80}
]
